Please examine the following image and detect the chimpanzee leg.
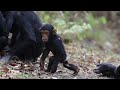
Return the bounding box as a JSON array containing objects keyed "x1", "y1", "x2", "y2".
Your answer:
[
  {"x1": 45, "y1": 56, "x2": 54, "y2": 72},
  {"x1": 63, "y1": 61, "x2": 79, "y2": 75},
  {"x1": 0, "y1": 40, "x2": 34, "y2": 65},
  {"x1": 11, "y1": 40, "x2": 34, "y2": 59},
  {"x1": 0, "y1": 36, "x2": 8, "y2": 47},
  {"x1": 50, "y1": 58, "x2": 59, "y2": 73}
]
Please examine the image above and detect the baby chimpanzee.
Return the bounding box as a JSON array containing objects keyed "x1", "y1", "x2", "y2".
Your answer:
[
  {"x1": 94, "y1": 63, "x2": 120, "y2": 78},
  {"x1": 39, "y1": 24, "x2": 79, "y2": 75}
]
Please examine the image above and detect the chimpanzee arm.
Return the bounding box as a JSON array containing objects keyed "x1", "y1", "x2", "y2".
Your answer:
[
  {"x1": 53, "y1": 36, "x2": 67, "y2": 61},
  {"x1": 0, "y1": 12, "x2": 8, "y2": 50},
  {"x1": 41, "y1": 48, "x2": 50, "y2": 61},
  {"x1": 5, "y1": 11, "x2": 15, "y2": 33},
  {"x1": 0, "y1": 12, "x2": 5, "y2": 35},
  {"x1": 40, "y1": 47, "x2": 50, "y2": 70}
]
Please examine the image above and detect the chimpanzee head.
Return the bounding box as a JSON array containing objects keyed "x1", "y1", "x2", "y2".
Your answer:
[
  {"x1": 39, "y1": 24, "x2": 57, "y2": 42},
  {"x1": 115, "y1": 65, "x2": 120, "y2": 78}
]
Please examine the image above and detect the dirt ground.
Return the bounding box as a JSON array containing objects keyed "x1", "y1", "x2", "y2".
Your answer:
[{"x1": 0, "y1": 41, "x2": 119, "y2": 79}]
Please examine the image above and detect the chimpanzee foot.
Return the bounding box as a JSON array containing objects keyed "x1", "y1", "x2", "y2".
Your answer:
[
  {"x1": 30, "y1": 58, "x2": 37, "y2": 63},
  {"x1": 73, "y1": 67, "x2": 79, "y2": 76},
  {"x1": 45, "y1": 69, "x2": 50, "y2": 72},
  {"x1": 0, "y1": 50, "x2": 6, "y2": 57},
  {"x1": 50, "y1": 69, "x2": 56, "y2": 73},
  {"x1": 0, "y1": 54, "x2": 12, "y2": 65}
]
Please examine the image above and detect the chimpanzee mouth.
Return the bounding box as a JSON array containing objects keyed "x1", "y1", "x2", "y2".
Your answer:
[{"x1": 42, "y1": 39, "x2": 48, "y2": 42}]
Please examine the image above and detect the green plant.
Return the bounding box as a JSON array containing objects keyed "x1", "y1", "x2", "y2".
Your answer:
[
  {"x1": 16, "y1": 73, "x2": 31, "y2": 79},
  {"x1": 37, "y1": 11, "x2": 108, "y2": 43}
]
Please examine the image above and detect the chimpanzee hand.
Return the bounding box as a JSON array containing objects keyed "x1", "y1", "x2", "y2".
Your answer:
[
  {"x1": 0, "y1": 50, "x2": 6, "y2": 57},
  {"x1": 40, "y1": 59, "x2": 45, "y2": 70}
]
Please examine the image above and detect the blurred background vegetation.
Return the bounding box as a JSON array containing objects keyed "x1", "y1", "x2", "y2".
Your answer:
[
  {"x1": 36, "y1": 11, "x2": 120, "y2": 56},
  {"x1": 2, "y1": 11, "x2": 120, "y2": 79}
]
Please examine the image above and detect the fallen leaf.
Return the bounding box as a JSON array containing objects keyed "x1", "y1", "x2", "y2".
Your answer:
[
  {"x1": 9, "y1": 62, "x2": 17, "y2": 66},
  {"x1": 2, "y1": 67, "x2": 9, "y2": 73},
  {"x1": 28, "y1": 67, "x2": 34, "y2": 71}
]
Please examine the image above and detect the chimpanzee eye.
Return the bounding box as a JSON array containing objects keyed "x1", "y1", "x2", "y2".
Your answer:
[
  {"x1": 40, "y1": 30, "x2": 44, "y2": 34},
  {"x1": 44, "y1": 30, "x2": 49, "y2": 32},
  {"x1": 43, "y1": 30, "x2": 49, "y2": 35},
  {"x1": 40, "y1": 30, "x2": 49, "y2": 36}
]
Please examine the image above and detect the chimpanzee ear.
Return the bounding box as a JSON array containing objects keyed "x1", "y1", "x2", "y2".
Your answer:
[{"x1": 52, "y1": 29, "x2": 57, "y2": 35}]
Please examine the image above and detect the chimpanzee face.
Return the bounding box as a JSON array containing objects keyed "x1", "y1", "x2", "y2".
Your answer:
[
  {"x1": 40, "y1": 30, "x2": 49, "y2": 42},
  {"x1": 116, "y1": 65, "x2": 120, "y2": 78}
]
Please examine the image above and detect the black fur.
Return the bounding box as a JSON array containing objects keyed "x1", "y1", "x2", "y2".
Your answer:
[
  {"x1": 40, "y1": 24, "x2": 79, "y2": 75},
  {"x1": 94, "y1": 63, "x2": 120, "y2": 78},
  {"x1": 0, "y1": 11, "x2": 8, "y2": 51},
  {"x1": 0, "y1": 11, "x2": 44, "y2": 64}
]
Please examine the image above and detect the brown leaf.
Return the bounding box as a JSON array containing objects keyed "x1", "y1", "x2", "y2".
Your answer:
[
  {"x1": 9, "y1": 62, "x2": 17, "y2": 66},
  {"x1": 28, "y1": 67, "x2": 34, "y2": 71},
  {"x1": 19, "y1": 63, "x2": 25, "y2": 70},
  {"x1": 2, "y1": 67, "x2": 9, "y2": 73}
]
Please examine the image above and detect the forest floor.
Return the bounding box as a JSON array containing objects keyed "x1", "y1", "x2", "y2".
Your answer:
[{"x1": 0, "y1": 38, "x2": 120, "y2": 79}]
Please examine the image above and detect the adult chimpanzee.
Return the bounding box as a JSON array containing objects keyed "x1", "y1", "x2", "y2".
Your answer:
[
  {"x1": 39, "y1": 24, "x2": 79, "y2": 75},
  {"x1": 0, "y1": 11, "x2": 8, "y2": 56},
  {"x1": 94, "y1": 63, "x2": 120, "y2": 79},
  {"x1": 0, "y1": 11, "x2": 44, "y2": 64}
]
